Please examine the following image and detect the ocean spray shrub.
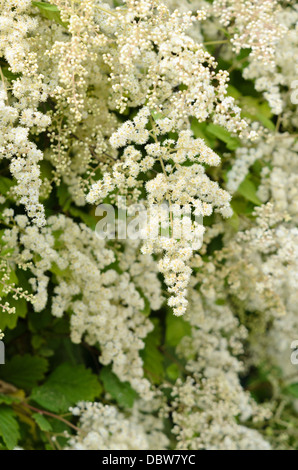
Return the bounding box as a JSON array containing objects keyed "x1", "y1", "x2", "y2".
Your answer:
[{"x1": 0, "y1": 0, "x2": 297, "y2": 450}]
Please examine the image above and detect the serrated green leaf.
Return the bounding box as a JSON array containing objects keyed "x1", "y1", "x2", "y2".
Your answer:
[
  {"x1": 0, "y1": 406, "x2": 20, "y2": 450},
  {"x1": 100, "y1": 366, "x2": 137, "y2": 408},
  {"x1": 31, "y1": 363, "x2": 101, "y2": 413},
  {"x1": 32, "y1": 413, "x2": 53, "y2": 432},
  {"x1": 0, "y1": 355, "x2": 48, "y2": 390}
]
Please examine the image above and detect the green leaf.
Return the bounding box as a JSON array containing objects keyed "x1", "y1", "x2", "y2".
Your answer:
[
  {"x1": 215, "y1": 298, "x2": 226, "y2": 306},
  {"x1": 231, "y1": 198, "x2": 255, "y2": 215},
  {"x1": 227, "y1": 211, "x2": 239, "y2": 231},
  {"x1": 166, "y1": 363, "x2": 180, "y2": 382},
  {"x1": 151, "y1": 110, "x2": 164, "y2": 121},
  {"x1": 57, "y1": 183, "x2": 71, "y2": 211},
  {"x1": 141, "y1": 295, "x2": 151, "y2": 317},
  {"x1": 0, "y1": 406, "x2": 20, "y2": 450},
  {"x1": 50, "y1": 262, "x2": 71, "y2": 278},
  {"x1": 100, "y1": 366, "x2": 137, "y2": 408},
  {"x1": 31, "y1": 363, "x2": 101, "y2": 413},
  {"x1": 0, "y1": 394, "x2": 19, "y2": 405},
  {"x1": 240, "y1": 96, "x2": 275, "y2": 131},
  {"x1": 69, "y1": 206, "x2": 97, "y2": 229},
  {"x1": 141, "y1": 320, "x2": 164, "y2": 384},
  {"x1": 191, "y1": 119, "x2": 215, "y2": 147},
  {"x1": 0, "y1": 177, "x2": 14, "y2": 195},
  {"x1": 237, "y1": 177, "x2": 262, "y2": 205},
  {"x1": 40, "y1": 160, "x2": 54, "y2": 180},
  {"x1": 165, "y1": 312, "x2": 191, "y2": 348},
  {"x1": 1, "y1": 67, "x2": 21, "y2": 82},
  {"x1": 32, "y1": 2, "x2": 68, "y2": 28},
  {"x1": 46, "y1": 419, "x2": 69, "y2": 448},
  {"x1": 286, "y1": 383, "x2": 298, "y2": 399},
  {"x1": 0, "y1": 355, "x2": 48, "y2": 390},
  {"x1": 32, "y1": 1, "x2": 59, "y2": 12},
  {"x1": 227, "y1": 85, "x2": 242, "y2": 100},
  {"x1": 136, "y1": 288, "x2": 151, "y2": 317},
  {"x1": 28, "y1": 308, "x2": 52, "y2": 333},
  {"x1": 32, "y1": 413, "x2": 53, "y2": 432},
  {"x1": 0, "y1": 270, "x2": 18, "y2": 297},
  {"x1": 0, "y1": 296, "x2": 27, "y2": 331},
  {"x1": 206, "y1": 124, "x2": 241, "y2": 151}
]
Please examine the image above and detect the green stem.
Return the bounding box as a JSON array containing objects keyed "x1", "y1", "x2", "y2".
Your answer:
[
  {"x1": 203, "y1": 40, "x2": 229, "y2": 46},
  {"x1": 22, "y1": 402, "x2": 80, "y2": 433}
]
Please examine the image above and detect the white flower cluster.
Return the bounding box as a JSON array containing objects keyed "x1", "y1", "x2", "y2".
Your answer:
[
  {"x1": 0, "y1": 0, "x2": 297, "y2": 451},
  {"x1": 227, "y1": 144, "x2": 264, "y2": 194},
  {"x1": 67, "y1": 401, "x2": 169, "y2": 450},
  {"x1": 227, "y1": 133, "x2": 298, "y2": 220},
  {"x1": 243, "y1": 4, "x2": 298, "y2": 116},
  {"x1": 212, "y1": 0, "x2": 287, "y2": 65},
  {"x1": 257, "y1": 136, "x2": 298, "y2": 219},
  {"x1": 234, "y1": 206, "x2": 298, "y2": 383},
  {"x1": 82, "y1": 0, "x2": 258, "y2": 315},
  {"x1": 36, "y1": 0, "x2": 119, "y2": 201},
  {"x1": 88, "y1": 107, "x2": 234, "y2": 315},
  {"x1": 169, "y1": 287, "x2": 272, "y2": 450},
  {"x1": 3, "y1": 214, "x2": 163, "y2": 399},
  {"x1": 195, "y1": 203, "x2": 298, "y2": 396},
  {"x1": 0, "y1": 0, "x2": 51, "y2": 226},
  {"x1": 102, "y1": 0, "x2": 248, "y2": 131},
  {"x1": 0, "y1": 258, "x2": 35, "y2": 315}
]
